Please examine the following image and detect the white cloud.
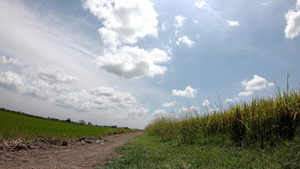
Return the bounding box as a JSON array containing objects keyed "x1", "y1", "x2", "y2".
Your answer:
[
  {"x1": 202, "y1": 99, "x2": 210, "y2": 106},
  {"x1": 54, "y1": 86, "x2": 137, "y2": 112},
  {"x1": 83, "y1": 0, "x2": 158, "y2": 46},
  {"x1": 210, "y1": 107, "x2": 221, "y2": 113},
  {"x1": 128, "y1": 107, "x2": 148, "y2": 119},
  {"x1": 268, "y1": 82, "x2": 275, "y2": 87},
  {"x1": 194, "y1": 0, "x2": 211, "y2": 10},
  {"x1": 0, "y1": 61, "x2": 81, "y2": 99},
  {"x1": 176, "y1": 36, "x2": 195, "y2": 48},
  {"x1": 225, "y1": 98, "x2": 234, "y2": 104},
  {"x1": 180, "y1": 106, "x2": 199, "y2": 114},
  {"x1": 37, "y1": 66, "x2": 78, "y2": 84},
  {"x1": 285, "y1": 0, "x2": 300, "y2": 39},
  {"x1": 194, "y1": 0, "x2": 218, "y2": 16},
  {"x1": 175, "y1": 15, "x2": 186, "y2": 27},
  {"x1": 0, "y1": 71, "x2": 56, "y2": 99},
  {"x1": 162, "y1": 101, "x2": 176, "y2": 107},
  {"x1": 90, "y1": 87, "x2": 115, "y2": 96},
  {"x1": 238, "y1": 75, "x2": 268, "y2": 96},
  {"x1": 0, "y1": 56, "x2": 23, "y2": 66},
  {"x1": 94, "y1": 46, "x2": 170, "y2": 78},
  {"x1": 0, "y1": 71, "x2": 25, "y2": 90},
  {"x1": 227, "y1": 20, "x2": 239, "y2": 27},
  {"x1": 172, "y1": 86, "x2": 197, "y2": 98},
  {"x1": 83, "y1": 0, "x2": 171, "y2": 78},
  {"x1": 152, "y1": 109, "x2": 168, "y2": 118}
]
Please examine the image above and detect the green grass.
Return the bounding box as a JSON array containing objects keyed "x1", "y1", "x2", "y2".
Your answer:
[
  {"x1": 0, "y1": 109, "x2": 134, "y2": 140},
  {"x1": 105, "y1": 134, "x2": 300, "y2": 168},
  {"x1": 105, "y1": 85, "x2": 300, "y2": 168}
]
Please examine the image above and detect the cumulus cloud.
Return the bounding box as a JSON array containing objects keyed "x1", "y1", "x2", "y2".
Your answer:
[
  {"x1": 239, "y1": 75, "x2": 271, "y2": 96},
  {"x1": 175, "y1": 15, "x2": 186, "y2": 27},
  {"x1": 180, "y1": 106, "x2": 199, "y2": 113},
  {"x1": 162, "y1": 101, "x2": 176, "y2": 107},
  {"x1": 83, "y1": 0, "x2": 171, "y2": 78},
  {"x1": 0, "y1": 71, "x2": 57, "y2": 98},
  {"x1": 0, "y1": 55, "x2": 145, "y2": 119},
  {"x1": 90, "y1": 87, "x2": 115, "y2": 96},
  {"x1": 128, "y1": 107, "x2": 148, "y2": 119},
  {"x1": 22, "y1": 65, "x2": 79, "y2": 85},
  {"x1": 227, "y1": 20, "x2": 239, "y2": 27},
  {"x1": 0, "y1": 71, "x2": 24, "y2": 90},
  {"x1": 54, "y1": 86, "x2": 137, "y2": 112},
  {"x1": 152, "y1": 109, "x2": 168, "y2": 118},
  {"x1": 37, "y1": 66, "x2": 78, "y2": 84},
  {"x1": 0, "y1": 56, "x2": 23, "y2": 66},
  {"x1": 225, "y1": 98, "x2": 234, "y2": 104},
  {"x1": 176, "y1": 36, "x2": 195, "y2": 48},
  {"x1": 172, "y1": 86, "x2": 197, "y2": 98},
  {"x1": 83, "y1": 0, "x2": 158, "y2": 46},
  {"x1": 94, "y1": 46, "x2": 170, "y2": 78},
  {"x1": 285, "y1": 0, "x2": 300, "y2": 39},
  {"x1": 202, "y1": 99, "x2": 210, "y2": 106},
  {"x1": 209, "y1": 107, "x2": 221, "y2": 113}
]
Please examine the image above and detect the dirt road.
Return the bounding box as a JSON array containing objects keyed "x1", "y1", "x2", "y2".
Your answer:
[{"x1": 0, "y1": 131, "x2": 143, "y2": 169}]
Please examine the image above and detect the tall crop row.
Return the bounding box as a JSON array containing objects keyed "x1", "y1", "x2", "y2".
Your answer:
[{"x1": 145, "y1": 89, "x2": 300, "y2": 147}]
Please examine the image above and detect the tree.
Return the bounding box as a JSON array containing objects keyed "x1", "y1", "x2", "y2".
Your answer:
[
  {"x1": 66, "y1": 118, "x2": 71, "y2": 122},
  {"x1": 88, "y1": 122, "x2": 92, "y2": 126},
  {"x1": 79, "y1": 120, "x2": 86, "y2": 125}
]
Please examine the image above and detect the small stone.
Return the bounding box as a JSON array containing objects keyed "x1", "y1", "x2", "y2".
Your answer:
[
  {"x1": 85, "y1": 140, "x2": 93, "y2": 144},
  {"x1": 62, "y1": 140, "x2": 68, "y2": 146}
]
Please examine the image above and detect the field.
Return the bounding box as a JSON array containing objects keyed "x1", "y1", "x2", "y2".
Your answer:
[
  {"x1": 106, "y1": 87, "x2": 300, "y2": 168},
  {"x1": 1, "y1": 87, "x2": 300, "y2": 168},
  {"x1": 0, "y1": 109, "x2": 134, "y2": 140},
  {"x1": 106, "y1": 134, "x2": 300, "y2": 168},
  {"x1": 145, "y1": 88, "x2": 300, "y2": 148}
]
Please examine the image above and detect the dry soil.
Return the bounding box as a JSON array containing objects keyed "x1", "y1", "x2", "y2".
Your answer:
[{"x1": 0, "y1": 131, "x2": 143, "y2": 169}]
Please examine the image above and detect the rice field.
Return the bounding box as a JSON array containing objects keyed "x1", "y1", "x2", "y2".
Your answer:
[{"x1": 0, "y1": 109, "x2": 134, "y2": 140}]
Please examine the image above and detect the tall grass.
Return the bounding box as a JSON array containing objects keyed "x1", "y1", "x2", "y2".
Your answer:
[{"x1": 145, "y1": 88, "x2": 300, "y2": 147}]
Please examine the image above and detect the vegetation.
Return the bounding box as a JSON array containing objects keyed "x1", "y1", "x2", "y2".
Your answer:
[
  {"x1": 0, "y1": 109, "x2": 134, "y2": 140},
  {"x1": 145, "y1": 88, "x2": 300, "y2": 148},
  {"x1": 106, "y1": 86, "x2": 300, "y2": 168},
  {"x1": 105, "y1": 134, "x2": 300, "y2": 168}
]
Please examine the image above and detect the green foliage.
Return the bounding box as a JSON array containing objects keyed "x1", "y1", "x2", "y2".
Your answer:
[
  {"x1": 0, "y1": 109, "x2": 134, "y2": 140},
  {"x1": 145, "y1": 88, "x2": 300, "y2": 147}
]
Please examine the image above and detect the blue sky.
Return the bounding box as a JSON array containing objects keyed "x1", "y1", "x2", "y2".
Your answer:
[{"x1": 0, "y1": 0, "x2": 299, "y2": 129}]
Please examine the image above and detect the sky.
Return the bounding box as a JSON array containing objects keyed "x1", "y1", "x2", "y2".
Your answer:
[{"x1": 0, "y1": 0, "x2": 300, "y2": 129}]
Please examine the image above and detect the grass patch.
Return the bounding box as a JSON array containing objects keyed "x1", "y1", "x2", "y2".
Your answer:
[
  {"x1": 105, "y1": 134, "x2": 300, "y2": 168},
  {"x1": 0, "y1": 109, "x2": 134, "y2": 140}
]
